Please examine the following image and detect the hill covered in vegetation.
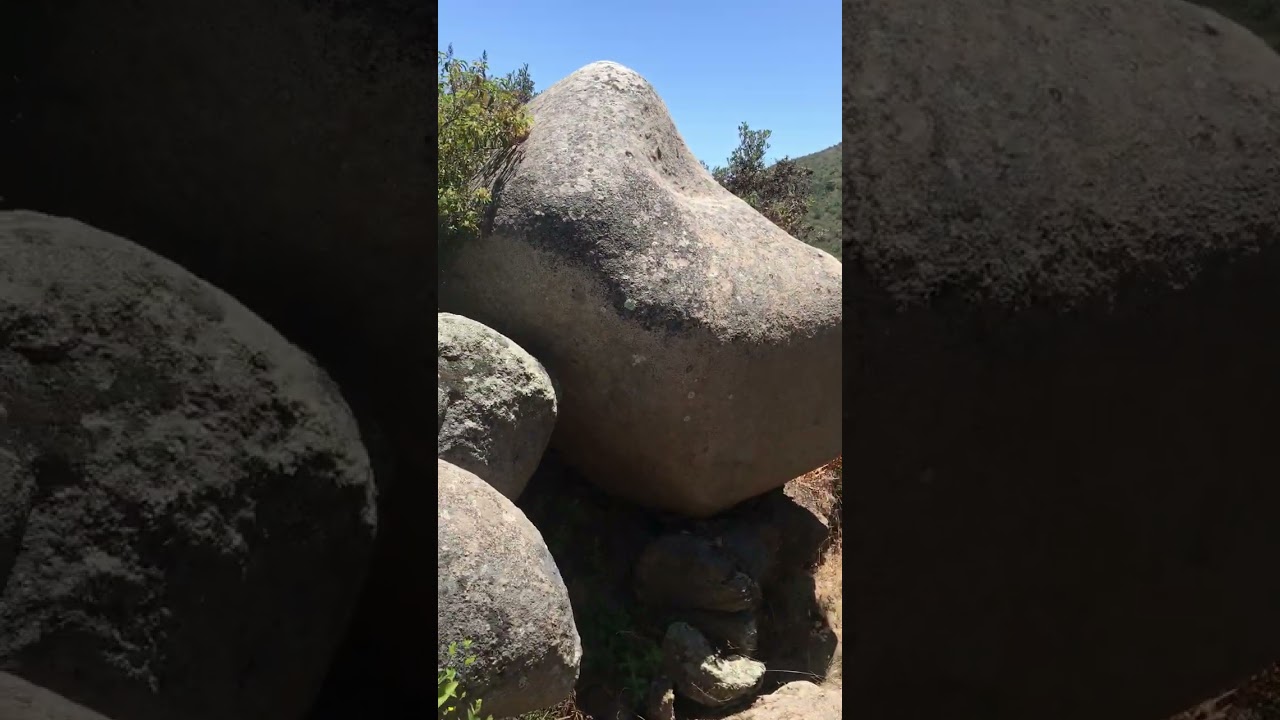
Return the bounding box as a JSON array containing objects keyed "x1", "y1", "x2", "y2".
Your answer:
[{"x1": 793, "y1": 143, "x2": 840, "y2": 256}]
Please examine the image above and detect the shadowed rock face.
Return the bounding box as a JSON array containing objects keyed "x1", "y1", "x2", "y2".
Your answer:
[
  {"x1": 0, "y1": 0, "x2": 430, "y2": 464},
  {"x1": 0, "y1": 14, "x2": 430, "y2": 713},
  {"x1": 0, "y1": 672, "x2": 117, "y2": 720},
  {"x1": 439, "y1": 61, "x2": 842, "y2": 518},
  {"x1": 0, "y1": 212, "x2": 378, "y2": 720},
  {"x1": 845, "y1": 0, "x2": 1280, "y2": 718}
]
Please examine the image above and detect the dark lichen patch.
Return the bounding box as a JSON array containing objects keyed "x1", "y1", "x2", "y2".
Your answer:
[
  {"x1": 0, "y1": 314, "x2": 73, "y2": 364},
  {"x1": 30, "y1": 451, "x2": 82, "y2": 498},
  {"x1": 484, "y1": 161, "x2": 718, "y2": 340}
]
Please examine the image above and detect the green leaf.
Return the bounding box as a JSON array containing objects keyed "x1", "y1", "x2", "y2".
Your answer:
[
  {"x1": 439, "y1": 680, "x2": 458, "y2": 707},
  {"x1": 439, "y1": 45, "x2": 534, "y2": 244}
]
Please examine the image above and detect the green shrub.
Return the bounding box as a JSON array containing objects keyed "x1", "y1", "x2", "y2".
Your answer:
[
  {"x1": 704, "y1": 122, "x2": 828, "y2": 249},
  {"x1": 438, "y1": 639, "x2": 493, "y2": 720},
  {"x1": 437, "y1": 46, "x2": 534, "y2": 242}
]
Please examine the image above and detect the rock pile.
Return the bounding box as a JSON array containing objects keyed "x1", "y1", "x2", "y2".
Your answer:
[
  {"x1": 434, "y1": 60, "x2": 842, "y2": 718},
  {"x1": 0, "y1": 20, "x2": 842, "y2": 717}
]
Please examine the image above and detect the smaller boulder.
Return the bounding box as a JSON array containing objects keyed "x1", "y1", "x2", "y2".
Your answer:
[
  {"x1": 642, "y1": 607, "x2": 759, "y2": 656},
  {"x1": 0, "y1": 672, "x2": 116, "y2": 720},
  {"x1": 437, "y1": 459, "x2": 581, "y2": 718},
  {"x1": 635, "y1": 534, "x2": 761, "y2": 612},
  {"x1": 663, "y1": 622, "x2": 765, "y2": 708},
  {"x1": 437, "y1": 313, "x2": 558, "y2": 500},
  {"x1": 717, "y1": 485, "x2": 833, "y2": 580},
  {"x1": 715, "y1": 523, "x2": 779, "y2": 585},
  {"x1": 722, "y1": 681, "x2": 841, "y2": 720}
]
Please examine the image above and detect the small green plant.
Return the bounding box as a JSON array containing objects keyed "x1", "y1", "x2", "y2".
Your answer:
[
  {"x1": 438, "y1": 45, "x2": 535, "y2": 242},
  {"x1": 439, "y1": 639, "x2": 493, "y2": 720}
]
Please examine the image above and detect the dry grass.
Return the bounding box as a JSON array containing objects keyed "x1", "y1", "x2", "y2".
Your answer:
[
  {"x1": 786, "y1": 456, "x2": 843, "y2": 548},
  {"x1": 520, "y1": 693, "x2": 591, "y2": 720},
  {"x1": 813, "y1": 543, "x2": 843, "y2": 687},
  {"x1": 787, "y1": 456, "x2": 844, "y2": 687}
]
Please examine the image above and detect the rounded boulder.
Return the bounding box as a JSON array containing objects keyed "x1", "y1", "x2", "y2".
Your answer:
[
  {"x1": 0, "y1": 211, "x2": 378, "y2": 720},
  {"x1": 0, "y1": 0, "x2": 431, "y2": 475},
  {"x1": 437, "y1": 459, "x2": 581, "y2": 718},
  {"x1": 438, "y1": 313, "x2": 558, "y2": 500}
]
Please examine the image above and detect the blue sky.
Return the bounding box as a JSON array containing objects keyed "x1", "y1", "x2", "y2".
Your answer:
[{"x1": 439, "y1": 0, "x2": 841, "y2": 167}]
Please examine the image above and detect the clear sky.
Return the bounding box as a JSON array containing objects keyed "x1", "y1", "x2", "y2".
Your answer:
[{"x1": 439, "y1": 0, "x2": 841, "y2": 168}]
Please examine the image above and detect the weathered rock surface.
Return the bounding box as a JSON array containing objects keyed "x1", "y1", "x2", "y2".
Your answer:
[
  {"x1": 846, "y1": 0, "x2": 1280, "y2": 718},
  {"x1": 0, "y1": 673, "x2": 117, "y2": 720},
  {"x1": 438, "y1": 60, "x2": 842, "y2": 518},
  {"x1": 0, "y1": 212, "x2": 378, "y2": 720},
  {"x1": 1, "y1": 8, "x2": 435, "y2": 710},
  {"x1": 723, "y1": 681, "x2": 841, "y2": 720},
  {"x1": 437, "y1": 313, "x2": 558, "y2": 500},
  {"x1": 437, "y1": 459, "x2": 581, "y2": 718},
  {"x1": 0, "y1": 0, "x2": 431, "y2": 478},
  {"x1": 634, "y1": 534, "x2": 761, "y2": 613},
  {"x1": 662, "y1": 622, "x2": 765, "y2": 708}
]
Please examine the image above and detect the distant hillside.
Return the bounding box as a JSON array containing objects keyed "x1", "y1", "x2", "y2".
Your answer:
[{"x1": 793, "y1": 143, "x2": 841, "y2": 259}]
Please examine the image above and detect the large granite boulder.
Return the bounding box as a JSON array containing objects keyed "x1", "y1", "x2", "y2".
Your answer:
[
  {"x1": 0, "y1": 211, "x2": 378, "y2": 720},
  {"x1": 0, "y1": 0, "x2": 430, "y2": 462},
  {"x1": 846, "y1": 0, "x2": 1280, "y2": 718},
  {"x1": 2, "y1": 10, "x2": 430, "y2": 712},
  {"x1": 439, "y1": 61, "x2": 842, "y2": 517}
]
